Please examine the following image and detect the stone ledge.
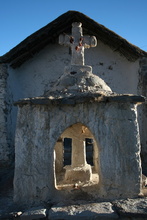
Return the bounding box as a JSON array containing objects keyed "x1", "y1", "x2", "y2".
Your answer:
[{"x1": 14, "y1": 93, "x2": 146, "y2": 106}]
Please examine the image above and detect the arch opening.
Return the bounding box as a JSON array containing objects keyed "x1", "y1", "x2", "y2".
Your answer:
[{"x1": 54, "y1": 123, "x2": 99, "y2": 190}]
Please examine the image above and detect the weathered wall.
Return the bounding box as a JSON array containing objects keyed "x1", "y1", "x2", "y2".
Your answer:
[
  {"x1": 8, "y1": 41, "x2": 140, "y2": 99},
  {"x1": 6, "y1": 41, "x2": 140, "y2": 167},
  {"x1": 138, "y1": 57, "x2": 147, "y2": 175},
  {"x1": 0, "y1": 64, "x2": 12, "y2": 167},
  {"x1": 14, "y1": 101, "x2": 142, "y2": 205}
]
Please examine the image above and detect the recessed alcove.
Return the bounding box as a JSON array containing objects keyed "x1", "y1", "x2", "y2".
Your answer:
[{"x1": 54, "y1": 123, "x2": 99, "y2": 190}]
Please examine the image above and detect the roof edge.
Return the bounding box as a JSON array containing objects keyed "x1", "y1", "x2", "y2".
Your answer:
[{"x1": 0, "y1": 10, "x2": 147, "y2": 68}]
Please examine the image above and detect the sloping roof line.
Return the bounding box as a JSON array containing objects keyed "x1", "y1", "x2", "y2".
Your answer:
[{"x1": 0, "y1": 10, "x2": 147, "y2": 68}]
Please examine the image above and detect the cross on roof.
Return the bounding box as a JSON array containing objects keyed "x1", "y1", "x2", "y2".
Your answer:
[{"x1": 59, "y1": 22, "x2": 97, "y2": 66}]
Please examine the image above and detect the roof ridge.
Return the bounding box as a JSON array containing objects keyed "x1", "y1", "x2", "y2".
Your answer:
[{"x1": 0, "y1": 10, "x2": 146, "y2": 68}]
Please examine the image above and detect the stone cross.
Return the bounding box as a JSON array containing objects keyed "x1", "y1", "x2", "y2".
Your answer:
[{"x1": 59, "y1": 22, "x2": 97, "y2": 66}]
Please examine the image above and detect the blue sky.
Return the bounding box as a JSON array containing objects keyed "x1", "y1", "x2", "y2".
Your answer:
[{"x1": 0, "y1": 0, "x2": 147, "y2": 56}]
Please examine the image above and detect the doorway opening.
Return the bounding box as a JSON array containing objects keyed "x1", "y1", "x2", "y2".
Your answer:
[{"x1": 54, "y1": 123, "x2": 99, "y2": 190}]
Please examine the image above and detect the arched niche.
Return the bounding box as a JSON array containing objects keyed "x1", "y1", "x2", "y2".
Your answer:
[{"x1": 54, "y1": 123, "x2": 99, "y2": 190}]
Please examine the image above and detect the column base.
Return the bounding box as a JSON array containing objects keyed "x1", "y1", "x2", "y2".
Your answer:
[{"x1": 64, "y1": 164, "x2": 92, "y2": 183}]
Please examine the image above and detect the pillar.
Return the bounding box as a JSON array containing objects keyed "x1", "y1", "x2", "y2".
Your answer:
[
  {"x1": 72, "y1": 138, "x2": 86, "y2": 167},
  {"x1": 64, "y1": 137, "x2": 92, "y2": 183}
]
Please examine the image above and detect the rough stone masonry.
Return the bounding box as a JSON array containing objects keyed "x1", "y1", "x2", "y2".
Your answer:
[
  {"x1": 13, "y1": 22, "x2": 145, "y2": 206},
  {"x1": 0, "y1": 64, "x2": 10, "y2": 167}
]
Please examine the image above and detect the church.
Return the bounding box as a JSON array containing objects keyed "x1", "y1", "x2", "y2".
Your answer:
[{"x1": 0, "y1": 11, "x2": 147, "y2": 205}]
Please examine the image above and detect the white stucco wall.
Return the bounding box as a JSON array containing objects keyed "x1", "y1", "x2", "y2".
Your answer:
[
  {"x1": 14, "y1": 101, "x2": 142, "y2": 205},
  {"x1": 6, "y1": 40, "x2": 140, "y2": 165},
  {"x1": 8, "y1": 41, "x2": 140, "y2": 100}
]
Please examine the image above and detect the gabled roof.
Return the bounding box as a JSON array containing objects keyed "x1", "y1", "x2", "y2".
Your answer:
[{"x1": 0, "y1": 10, "x2": 147, "y2": 68}]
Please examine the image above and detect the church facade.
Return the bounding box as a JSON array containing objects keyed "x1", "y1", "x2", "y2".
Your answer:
[{"x1": 0, "y1": 10, "x2": 147, "y2": 178}]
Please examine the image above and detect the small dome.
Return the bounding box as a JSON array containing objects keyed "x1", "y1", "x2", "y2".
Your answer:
[{"x1": 45, "y1": 65, "x2": 112, "y2": 97}]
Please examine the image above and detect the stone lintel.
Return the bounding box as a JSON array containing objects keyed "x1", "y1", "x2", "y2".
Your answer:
[{"x1": 14, "y1": 94, "x2": 146, "y2": 106}]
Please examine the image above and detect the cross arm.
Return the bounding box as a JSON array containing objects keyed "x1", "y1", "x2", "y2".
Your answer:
[
  {"x1": 59, "y1": 34, "x2": 71, "y2": 47},
  {"x1": 83, "y1": 36, "x2": 97, "y2": 49}
]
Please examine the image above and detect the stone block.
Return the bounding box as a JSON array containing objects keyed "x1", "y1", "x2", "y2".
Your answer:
[
  {"x1": 64, "y1": 164, "x2": 92, "y2": 183},
  {"x1": 113, "y1": 198, "x2": 147, "y2": 218},
  {"x1": 48, "y1": 202, "x2": 118, "y2": 219},
  {"x1": 20, "y1": 207, "x2": 47, "y2": 220}
]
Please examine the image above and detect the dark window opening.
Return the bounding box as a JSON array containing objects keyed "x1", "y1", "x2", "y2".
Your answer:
[
  {"x1": 85, "y1": 138, "x2": 94, "y2": 166},
  {"x1": 63, "y1": 138, "x2": 72, "y2": 166}
]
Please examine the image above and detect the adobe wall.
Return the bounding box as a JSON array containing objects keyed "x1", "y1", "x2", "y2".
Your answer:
[
  {"x1": 8, "y1": 41, "x2": 140, "y2": 99},
  {"x1": 138, "y1": 57, "x2": 147, "y2": 175},
  {"x1": 6, "y1": 41, "x2": 140, "y2": 164},
  {"x1": 14, "y1": 101, "x2": 142, "y2": 205},
  {"x1": 0, "y1": 64, "x2": 11, "y2": 167}
]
